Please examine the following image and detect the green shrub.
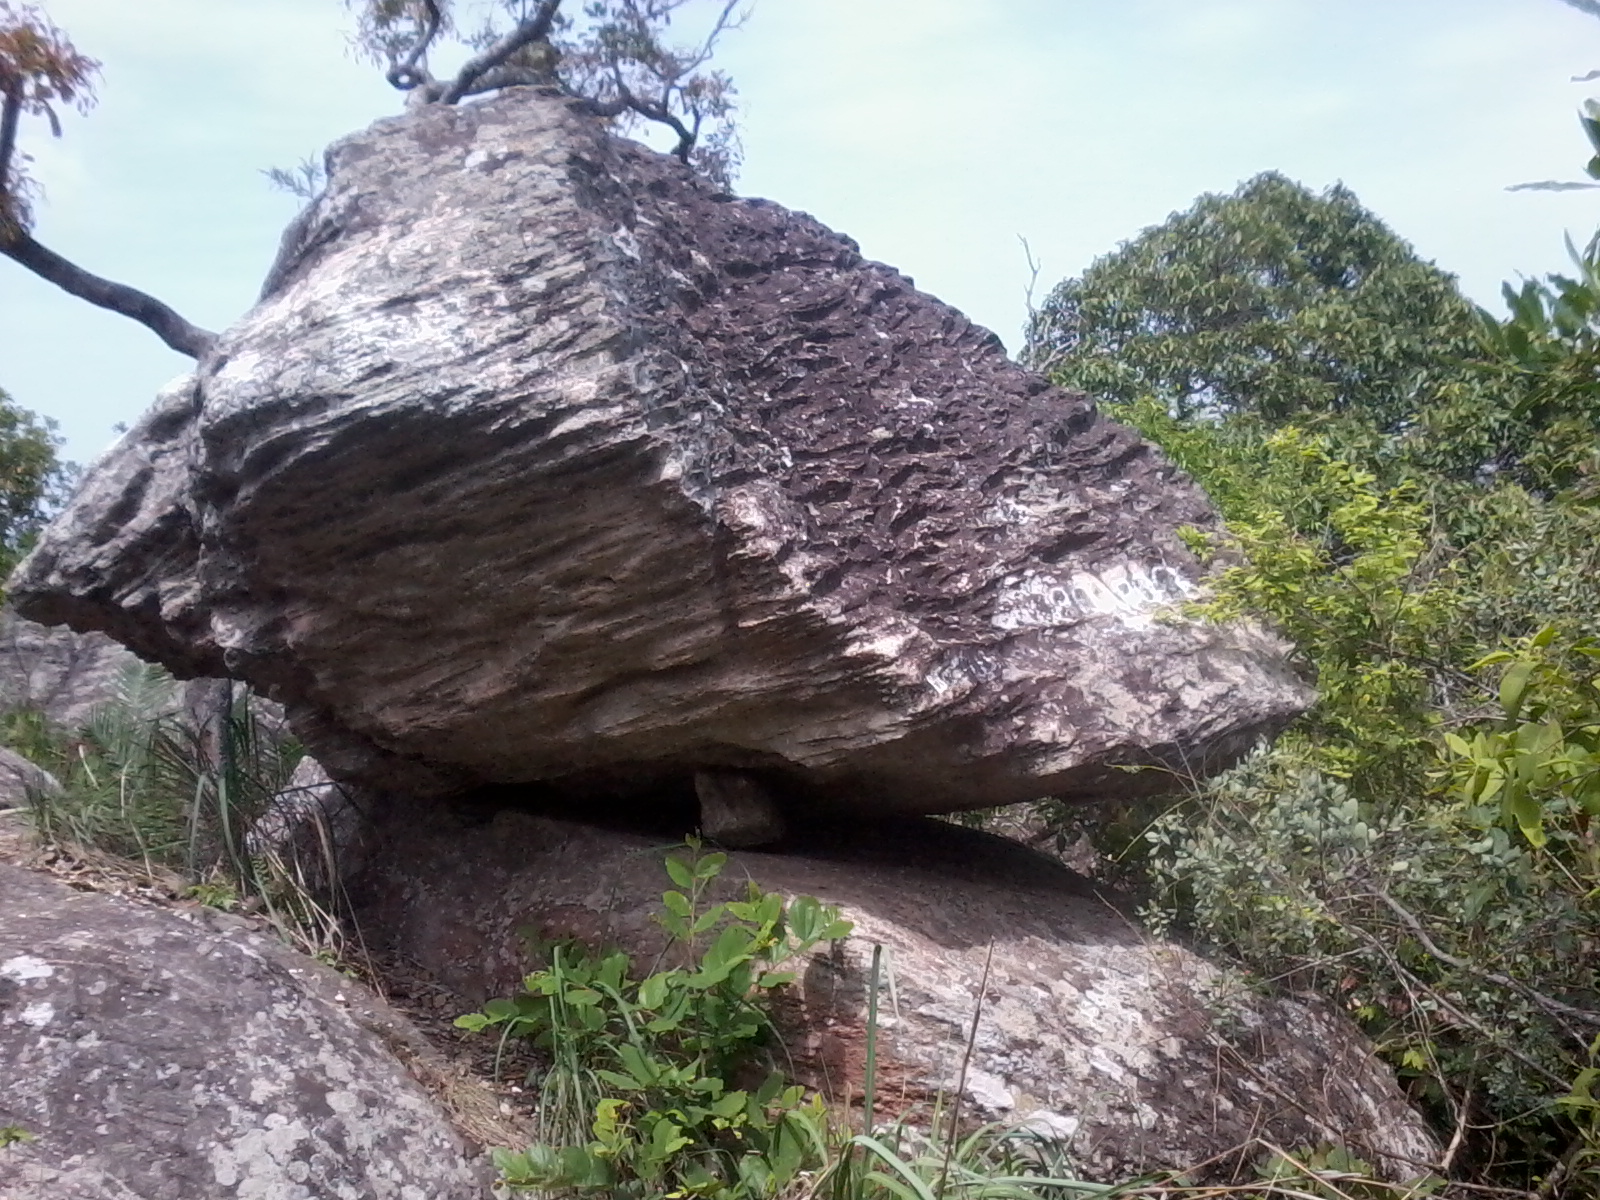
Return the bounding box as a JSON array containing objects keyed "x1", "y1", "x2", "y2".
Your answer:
[{"x1": 457, "y1": 839, "x2": 851, "y2": 1198}]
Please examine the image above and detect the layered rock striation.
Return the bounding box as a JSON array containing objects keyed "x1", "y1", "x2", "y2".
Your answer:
[{"x1": 9, "y1": 88, "x2": 1308, "y2": 815}]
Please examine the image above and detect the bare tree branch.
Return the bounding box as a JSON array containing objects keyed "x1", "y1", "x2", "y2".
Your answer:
[
  {"x1": 1, "y1": 228, "x2": 216, "y2": 358},
  {"x1": 0, "y1": 7, "x2": 212, "y2": 358},
  {"x1": 386, "y1": 0, "x2": 444, "y2": 91},
  {"x1": 1364, "y1": 885, "x2": 1600, "y2": 1036},
  {"x1": 0, "y1": 79, "x2": 20, "y2": 205},
  {"x1": 607, "y1": 72, "x2": 695, "y2": 162},
  {"x1": 441, "y1": 0, "x2": 562, "y2": 104}
]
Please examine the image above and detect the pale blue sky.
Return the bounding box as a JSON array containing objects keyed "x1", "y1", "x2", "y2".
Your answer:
[{"x1": 3, "y1": 0, "x2": 1598, "y2": 467}]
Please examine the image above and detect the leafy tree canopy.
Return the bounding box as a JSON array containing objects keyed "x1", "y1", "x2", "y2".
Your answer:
[
  {"x1": 1026, "y1": 172, "x2": 1487, "y2": 440},
  {"x1": 1025, "y1": 164, "x2": 1600, "y2": 1191},
  {"x1": 0, "y1": 385, "x2": 65, "y2": 578}
]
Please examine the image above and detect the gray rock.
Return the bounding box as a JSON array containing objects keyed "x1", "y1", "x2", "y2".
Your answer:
[
  {"x1": 249, "y1": 755, "x2": 369, "y2": 889},
  {"x1": 0, "y1": 862, "x2": 487, "y2": 1199},
  {"x1": 0, "y1": 609, "x2": 148, "y2": 731},
  {"x1": 349, "y1": 801, "x2": 1440, "y2": 1182},
  {"x1": 0, "y1": 747, "x2": 57, "y2": 810},
  {"x1": 9, "y1": 89, "x2": 1310, "y2": 818}
]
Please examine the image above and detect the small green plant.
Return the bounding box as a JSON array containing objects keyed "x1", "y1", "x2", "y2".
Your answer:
[
  {"x1": 457, "y1": 839, "x2": 851, "y2": 1198},
  {"x1": 5, "y1": 663, "x2": 346, "y2": 959},
  {"x1": 0, "y1": 1124, "x2": 34, "y2": 1150},
  {"x1": 184, "y1": 879, "x2": 239, "y2": 910}
]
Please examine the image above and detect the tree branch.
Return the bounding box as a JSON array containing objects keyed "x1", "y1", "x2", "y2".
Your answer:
[
  {"x1": 1365, "y1": 885, "x2": 1600, "y2": 1035},
  {"x1": 0, "y1": 81, "x2": 21, "y2": 208},
  {"x1": 440, "y1": 0, "x2": 563, "y2": 104},
  {"x1": 606, "y1": 71, "x2": 694, "y2": 163},
  {"x1": 385, "y1": 0, "x2": 444, "y2": 91},
  {"x1": 1, "y1": 229, "x2": 216, "y2": 359}
]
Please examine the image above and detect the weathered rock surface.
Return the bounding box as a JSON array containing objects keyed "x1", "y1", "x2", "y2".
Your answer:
[
  {"x1": 0, "y1": 746, "x2": 57, "y2": 810},
  {"x1": 9, "y1": 88, "x2": 1309, "y2": 816},
  {"x1": 0, "y1": 609, "x2": 146, "y2": 731},
  {"x1": 0, "y1": 862, "x2": 487, "y2": 1199},
  {"x1": 349, "y1": 800, "x2": 1439, "y2": 1180}
]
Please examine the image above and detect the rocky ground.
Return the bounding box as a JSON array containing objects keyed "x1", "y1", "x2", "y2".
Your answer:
[{"x1": 0, "y1": 807, "x2": 540, "y2": 1163}]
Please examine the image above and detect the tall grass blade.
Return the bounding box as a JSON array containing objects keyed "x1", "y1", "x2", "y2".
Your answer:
[{"x1": 863, "y1": 942, "x2": 882, "y2": 1138}]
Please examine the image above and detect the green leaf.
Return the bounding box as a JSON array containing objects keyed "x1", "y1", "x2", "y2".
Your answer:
[
  {"x1": 710, "y1": 1089, "x2": 748, "y2": 1118},
  {"x1": 1506, "y1": 787, "x2": 1549, "y2": 848},
  {"x1": 1500, "y1": 661, "x2": 1535, "y2": 719},
  {"x1": 665, "y1": 856, "x2": 695, "y2": 890},
  {"x1": 693, "y1": 851, "x2": 728, "y2": 881},
  {"x1": 638, "y1": 971, "x2": 673, "y2": 1010},
  {"x1": 691, "y1": 907, "x2": 725, "y2": 936},
  {"x1": 614, "y1": 1042, "x2": 661, "y2": 1087}
]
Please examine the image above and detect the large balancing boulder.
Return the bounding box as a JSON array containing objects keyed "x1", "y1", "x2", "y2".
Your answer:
[{"x1": 9, "y1": 88, "x2": 1308, "y2": 814}]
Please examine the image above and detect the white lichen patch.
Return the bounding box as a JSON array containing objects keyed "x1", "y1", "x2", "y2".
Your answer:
[
  {"x1": 19, "y1": 1001, "x2": 55, "y2": 1027},
  {"x1": 964, "y1": 1067, "x2": 1016, "y2": 1111},
  {"x1": 992, "y1": 561, "x2": 1191, "y2": 632},
  {"x1": 208, "y1": 1112, "x2": 314, "y2": 1197},
  {"x1": 2, "y1": 954, "x2": 53, "y2": 981}
]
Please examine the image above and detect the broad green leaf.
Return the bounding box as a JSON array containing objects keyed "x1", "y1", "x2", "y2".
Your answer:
[
  {"x1": 638, "y1": 971, "x2": 672, "y2": 1010},
  {"x1": 665, "y1": 856, "x2": 695, "y2": 889},
  {"x1": 1500, "y1": 661, "x2": 1535, "y2": 719}
]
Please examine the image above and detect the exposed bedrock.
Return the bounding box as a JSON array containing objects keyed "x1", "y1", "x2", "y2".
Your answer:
[
  {"x1": 0, "y1": 863, "x2": 487, "y2": 1199},
  {"x1": 348, "y1": 800, "x2": 1439, "y2": 1181},
  {"x1": 8, "y1": 88, "x2": 1309, "y2": 816}
]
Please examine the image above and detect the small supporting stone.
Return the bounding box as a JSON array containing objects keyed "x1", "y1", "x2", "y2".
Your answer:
[{"x1": 694, "y1": 769, "x2": 786, "y2": 848}]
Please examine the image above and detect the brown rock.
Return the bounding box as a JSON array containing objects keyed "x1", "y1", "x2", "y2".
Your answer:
[
  {"x1": 695, "y1": 767, "x2": 786, "y2": 847},
  {"x1": 347, "y1": 800, "x2": 1439, "y2": 1181}
]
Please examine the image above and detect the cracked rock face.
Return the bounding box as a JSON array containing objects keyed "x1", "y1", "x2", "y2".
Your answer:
[
  {"x1": 8, "y1": 88, "x2": 1309, "y2": 815},
  {"x1": 0, "y1": 863, "x2": 485, "y2": 1199},
  {"x1": 348, "y1": 804, "x2": 1438, "y2": 1181}
]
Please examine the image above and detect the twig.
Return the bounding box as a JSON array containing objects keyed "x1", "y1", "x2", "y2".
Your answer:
[
  {"x1": 1347, "y1": 923, "x2": 1570, "y2": 1091},
  {"x1": 385, "y1": 0, "x2": 444, "y2": 90},
  {"x1": 1440, "y1": 1085, "x2": 1472, "y2": 1174},
  {"x1": 1367, "y1": 886, "x2": 1599, "y2": 1035}
]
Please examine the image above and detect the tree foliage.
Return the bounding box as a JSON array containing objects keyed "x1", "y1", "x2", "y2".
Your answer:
[
  {"x1": 1031, "y1": 171, "x2": 1600, "y2": 1193},
  {"x1": 0, "y1": 0, "x2": 96, "y2": 237},
  {"x1": 350, "y1": 0, "x2": 746, "y2": 187},
  {"x1": 1026, "y1": 173, "x2": 1487, "y2": 438},
  {"x1": 0, "y1": 385, "x2": 65, "y2": 579}
]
